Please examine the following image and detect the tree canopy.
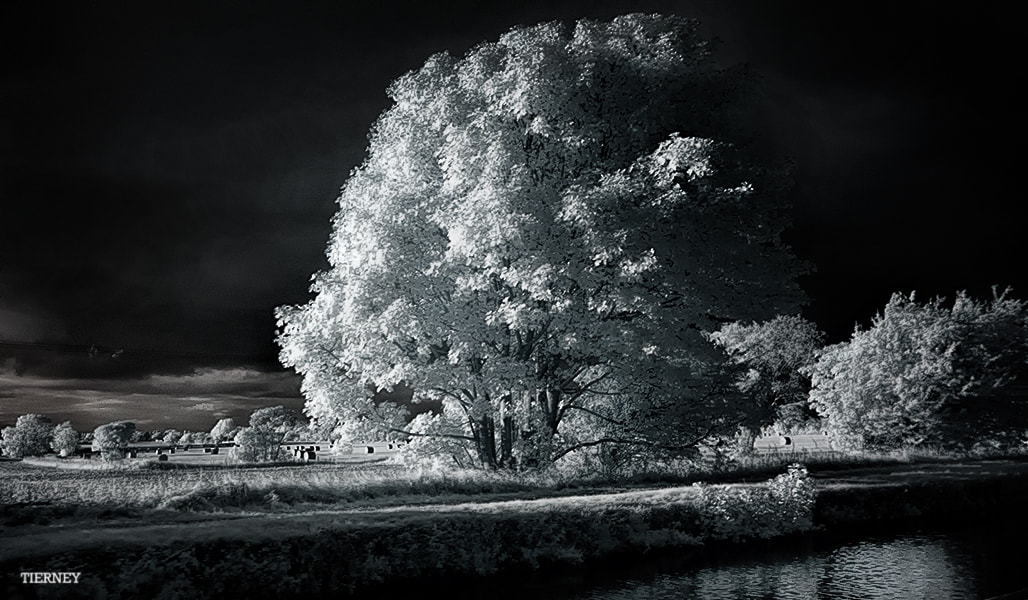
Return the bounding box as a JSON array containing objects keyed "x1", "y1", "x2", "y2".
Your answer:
[
  {"x1": 708, "y1": 315, "x2": 825, "y2": 436},
  {"x1": 806, "y1": 289, "x2": 1028, "y2": 449},
  {"x1": 51, "y1": 421, "x2": 79, "y2": 457},
  {"x1": 91, "y1": 421, "x2": 136, "y2": 461},
  {"x1": 276, "y1": 13, "x2": 807, "y2": 469},
  {"x1": 1, "y1": 414, "x2": 53, "y2": 459}
]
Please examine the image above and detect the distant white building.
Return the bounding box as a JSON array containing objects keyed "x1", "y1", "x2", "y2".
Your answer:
[
  {"x1": 753, "y1": 433, "x2": 847, "y2": 454},
  {"x1": 349, "y1": 441, "x2": 407, "y2": 455}
]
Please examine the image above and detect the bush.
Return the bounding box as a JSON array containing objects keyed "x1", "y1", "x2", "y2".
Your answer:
[{"x1": 692, "y1": 463, "x2": 815, "y2": 541}]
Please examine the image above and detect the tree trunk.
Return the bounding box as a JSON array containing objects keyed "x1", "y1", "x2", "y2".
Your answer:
[
  {"x1": 544, "y1": 388, "x2": 561, "y2": 435},
  {"x1": 735, "y1": 426, "x2": 756, "y2": 457},
  {"x1": 475, "y1": 415, "x2": 498, "y2": 469},
  {"x1": 517, "y1": 388, "x2": 561, "y2": 468},
  {"x1": 500, "y1": 413, "x2": 515, "y2": 468}
]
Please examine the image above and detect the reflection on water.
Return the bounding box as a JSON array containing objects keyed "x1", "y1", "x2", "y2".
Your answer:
[
  {"x1": 629, "y1": 535, "x2": 973, "y2": 599},
  {"x1": 816, "y1": 537, "x2": 970, "y2": 600},
  {"x1": 512, "y1": 518, "x2": 1027, "y2": 600},
  {"x1": 564, "y1": 534, "x2": 971, "y2": 599}
]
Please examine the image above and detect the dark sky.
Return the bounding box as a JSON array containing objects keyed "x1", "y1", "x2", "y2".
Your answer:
[{"x1": 1, "y1": 1, "x2": 1024, "y2": 429}]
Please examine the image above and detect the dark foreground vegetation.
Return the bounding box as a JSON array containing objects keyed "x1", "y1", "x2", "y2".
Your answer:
[{"x1": 3, "y1": 453, "x2": 1027, "y2": 599}]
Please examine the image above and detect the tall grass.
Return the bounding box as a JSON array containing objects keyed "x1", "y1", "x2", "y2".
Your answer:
[
  {"x1": 0, "y1": 460, "x2": 549, "y2": 513},
  {"x1": 3, "y1": 446, "x2": 1019, "y2": 518}
]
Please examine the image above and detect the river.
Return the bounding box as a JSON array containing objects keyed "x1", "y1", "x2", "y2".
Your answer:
[{"x1": 475, "y1": 516, "x2": 1028, "y2": 600}]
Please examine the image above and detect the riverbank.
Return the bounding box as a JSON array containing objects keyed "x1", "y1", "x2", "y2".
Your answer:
[
  {"x1": 2, "y1": 457, "x2": 1027, "y2": 599},
  {"x1": 812, "y1": 458, "x2": 1028, "y2": 530}
]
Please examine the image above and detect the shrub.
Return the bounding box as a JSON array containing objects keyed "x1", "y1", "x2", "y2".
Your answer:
[{"x1": 692, "y1": 463, "x2": 815, "y2": 541}]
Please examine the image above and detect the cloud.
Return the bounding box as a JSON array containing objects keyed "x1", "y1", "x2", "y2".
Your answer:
[{"x1": 0, "y1": 367, "x2": 305, "y2": 432}]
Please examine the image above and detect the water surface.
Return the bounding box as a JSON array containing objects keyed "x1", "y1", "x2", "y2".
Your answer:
[{"x1": 484, "y1": 518, "x2": 1027, "y2": 600}]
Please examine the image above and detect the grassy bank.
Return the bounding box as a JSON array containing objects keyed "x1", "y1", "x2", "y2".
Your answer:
[
  {"x1": 2, "y1": 450, "x2": 916, "y2": 515},
  {"x1": 2, "y1": 456, "x2": 1027, "y2": 599},
  {"x1": 814, "y1": 464, "x2": 1028, "y2": 530}
]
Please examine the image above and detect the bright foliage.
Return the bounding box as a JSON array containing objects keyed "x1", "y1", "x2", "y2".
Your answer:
[
  {"x1": 91, "y1": 421, "x2": 136, "y2": 461},
  {"x1": 209, "y1": 418, "x2": 238, "y2": 443},
  {"x1": 806, "y1": 289, "x2": 1028, "y2": 449},
  {"x1": 277, "y1": 14, "x2": 805, "y2": 468},
  {"x1": 1, "y1": 414, "x2": 54, "y2": 458},
  {"x1": 50, "y1": 421, "x2": 79, "y2": 457}
]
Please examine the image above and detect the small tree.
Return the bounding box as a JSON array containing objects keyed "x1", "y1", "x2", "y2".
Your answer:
[
  {"x1": 161, "y1": 429, "x2": 182, "y2": 444},
  {"x1": 231, "y1": 427, "x2": 287, "y2": 463},
  {"x1": 1, "y1": 426, "x2": 26, "y2": 458},
  {"x1": 707, "y1": 315, "x2": 825, "y2": 449},
  {"x1": 179, "y1": 431, "x2": 212, "y2": 445},
  {"x1": 806, "y1": 290, "x2": 1028, "y2": 450},
  {"x1": 1, "y1": 414, "x2": 54, "y2": 458},
  {"x1": 252, "y1": 405, "x2": 309, "y2": 441},
  {"x1": 248, "y1": 406, "x2": 302, "y2": 433},
  {"x1": 230, "y1": 406, "x2": 300, "y2": 463},
  {"x1": 91, "y1": 421, "x2": 136, "y2": 461},
  {"x1": 51, "y1": 421, "x2": 79, "y2": 457}
]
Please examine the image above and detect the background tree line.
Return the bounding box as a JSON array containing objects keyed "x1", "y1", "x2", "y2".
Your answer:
[{"x1": 0, "y1": 405, "x2": 332, "y2": 462}]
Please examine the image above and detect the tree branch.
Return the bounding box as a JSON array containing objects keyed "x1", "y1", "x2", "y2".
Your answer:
[
  {"x1": 385, "y1": 426, "x2": 476, "y2": 443},
  {"x1": 563, "y1": 403, "x2": 625, "y2": 425}
]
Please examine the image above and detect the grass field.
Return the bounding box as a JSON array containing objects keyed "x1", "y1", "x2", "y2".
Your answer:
[
  {"x1": 0, "y1": 447, "x2": 911, "y2": 515},
  {"x1": 0, "y1": 444, "x2": 992, "y2": 507},
  {"x1": 0, "y1": 446, "x2": 1015, "y2": 536},
  {"x1": 3, "y1": 451, "x2": 1028, "y2": 598}
]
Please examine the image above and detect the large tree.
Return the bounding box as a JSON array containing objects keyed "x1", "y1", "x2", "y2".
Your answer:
[{"x1": 277, "y1": 14, "x2": 806, "y2": 469}]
